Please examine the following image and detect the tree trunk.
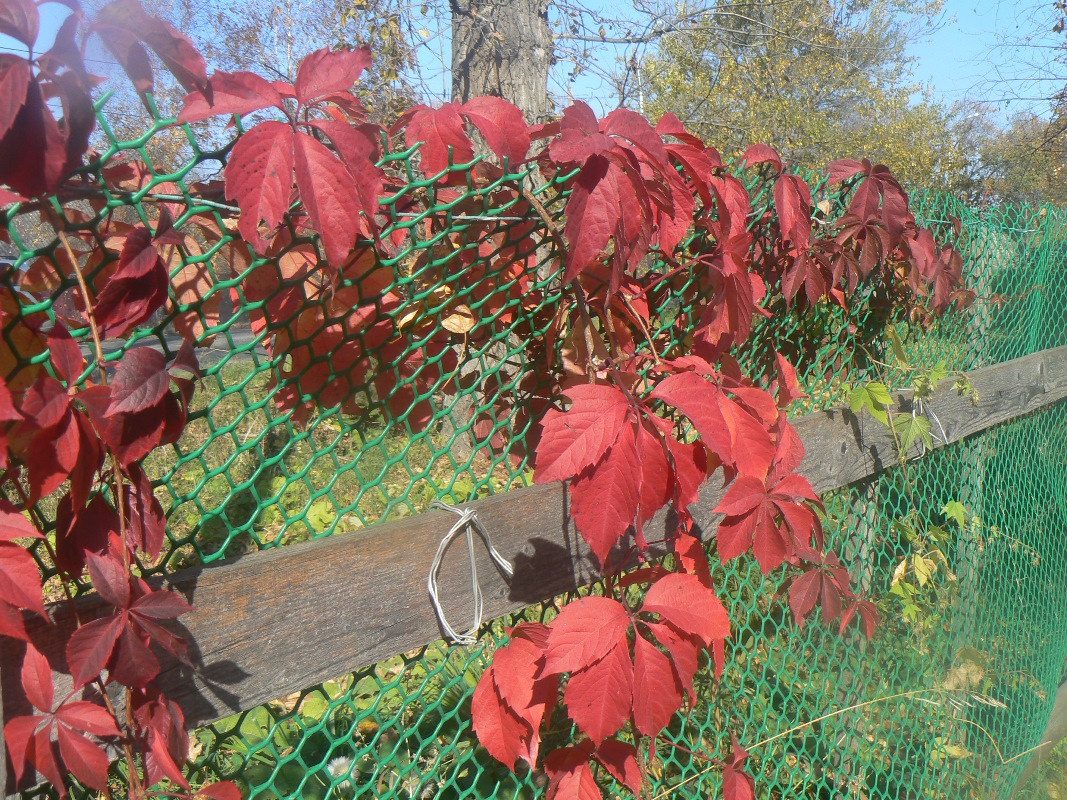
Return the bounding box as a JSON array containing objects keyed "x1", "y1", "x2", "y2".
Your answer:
[{"x1": 450, "y1": 0, "x2": 552, "y2": 123}]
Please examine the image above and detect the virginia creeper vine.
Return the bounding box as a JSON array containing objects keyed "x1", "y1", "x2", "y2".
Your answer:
[{"x1": 0, "y1": 0, "x2": 971, "y2": 796}]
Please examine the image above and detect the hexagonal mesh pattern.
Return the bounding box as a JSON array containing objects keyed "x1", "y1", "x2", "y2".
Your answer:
[{"x1": 5, "y1": 96, "x2": 1067, "y2": 799}]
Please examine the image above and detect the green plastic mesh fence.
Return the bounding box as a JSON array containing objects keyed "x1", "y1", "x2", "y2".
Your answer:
[{"x1": 4, "y1": 94, "x2": 1067, "y2": 800}]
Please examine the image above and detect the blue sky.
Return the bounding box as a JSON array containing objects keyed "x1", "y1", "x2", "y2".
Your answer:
[
  {"x1": 3, "y1": 0, "x2": 1064, "y2": 121},
  {"x1": 907, "y1": 0, "x2": 1062, "y2": 118}
]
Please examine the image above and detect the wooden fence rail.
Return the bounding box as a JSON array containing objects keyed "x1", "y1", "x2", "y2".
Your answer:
[{"x1": 5, "y1": 344, "x2": 1067, "y2": 794}]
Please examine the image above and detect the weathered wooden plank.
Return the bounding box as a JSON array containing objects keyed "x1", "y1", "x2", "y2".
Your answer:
[
  {"x1": 1012, "y1": 678, "x2": 1067, "y2": 795},
  {"x1": 3, "y1": 344, "x2": 1067, "y2": 747}
]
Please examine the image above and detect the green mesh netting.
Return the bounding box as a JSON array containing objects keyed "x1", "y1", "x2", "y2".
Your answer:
[{"x1": 4, "y1": 94, "x2": 1067, "y2": 800}]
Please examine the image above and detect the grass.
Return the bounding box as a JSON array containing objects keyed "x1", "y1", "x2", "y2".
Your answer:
[
  {"x1": 1017, "y1": 738, "x2": 1067, "y2": 800},
  {"x1": 136, "y1": 356, "x2": 530, "y2": 574}
]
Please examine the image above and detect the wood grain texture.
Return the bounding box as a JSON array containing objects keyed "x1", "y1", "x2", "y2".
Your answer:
[{"x1": 4, "y1": 344, "x2": 1067, "y2": 776}]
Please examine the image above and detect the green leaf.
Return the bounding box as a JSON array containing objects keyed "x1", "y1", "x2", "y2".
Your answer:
[
  {"x1": 943, "y1": 501, "x2": 967, "y2": 528},
  {"x1": 895, "y1": 414, "x2": 932, "y2": 453},
  {"x1": 866, "y1": 382, "x2": 892, "y2": 407},
  {"x1": 849, "y1": 385, "x2": 868, "y2": 414},
  {"x1": 928, "y1": 360, "x2": 949, "y2": 387}
]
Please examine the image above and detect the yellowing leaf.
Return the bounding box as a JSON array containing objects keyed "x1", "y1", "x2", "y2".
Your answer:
[
  {"x1": 441, "y1": 303, "x2": 477, "y2": 334},
  {"x1": 913, "y1": 555, "x2": 934, "y2": 587}
]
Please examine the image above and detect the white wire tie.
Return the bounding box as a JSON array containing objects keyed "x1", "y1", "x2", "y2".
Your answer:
[{"x1": 427, "y1": 500, "x2": 514, "y2": 646}]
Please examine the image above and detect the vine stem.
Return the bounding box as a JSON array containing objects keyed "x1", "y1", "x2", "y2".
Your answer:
[
  {"x1": 648, "y1": 688, "x2": 1044, "y2": 799},
  {"x1": 50, "y1": 216, "x2": 141, "y2": 797}
]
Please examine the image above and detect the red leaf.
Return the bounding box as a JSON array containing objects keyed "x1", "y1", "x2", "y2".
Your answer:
[
  {"x1": 826, "y1": 158, "x2": 866, "y2": 185},
  {"x1": 65, "y1": 615, "x2": 123, "y2": 688},
  {"x1": 0, "y1": 600, "x2": 28, "y2": 640},
  {"x1": 54, "y1": 493, "x2": 116, "y2": 578},
  {"x1": 22, "y1": 375, "x2": 70, "y2": 429},
  {"x1": 509, "y1": 621, "x2": 551, "y2": 649},
  {"x1": 651, "y1": 372, "x2": 731, "y2": 462},
  {"x1": 95, "y1": 0, "x2": 208, "y2": 94},
  {"x1": 642, "y1": 573, "x2": 729, "y2": 647},
  {"x1": 33, "y1": 725, "x2": 66, "y2": 794},
  {"x1": 535, "y1": 384, "x2": 630, "y2": 484},
  {"x1": 549, "y1": 102, "x2": 614, "y2": 164},
  {"x1": 293, "y1": 129, "x2": 363, "y2": 266},
  {"x1": 595, "y1": 738, "x2": 643, "y2": 794},
  {"x1": 632, "y1": 633, "x2": 682, "y2": 737},
  {"x1": 0, "y1": 55, "x2": 31, "y2": 140},
  {"x1": 774, "y1": 352, "x2": 807, "y2": 408},
  {"x1": 492, "y1": 637, "x2": 547, "y2": 713},
  {"x1": 459, "y1": 96, "x2": 531, "y2": 165},
  {"x1": 124, "y1": 463, "x2": 167, "y2": 557},
  {"x1": 655, "y1": 112, "x2": 710, "y2": 150},
  {"x1": 723, "y1": 737, "x2": 756, "y2": 800},
  {"x1": 665, "y1": 435, "x2": 709, "y2": 510},
  {"x1": 471, "y1": 665, "x2": 533, "y2": 769},
  {"x1": 718, "y1": 391, "x2": 775, "y2": 479},
  {"x1": 840, "y1": 598, "x2": 879, "y2": 640},
  {"x1": 563, "y1": 641, "x2": 632, "y2": 744},
  {"x1": 636, "y1": 421, "x2": 671, "y2": 533},
  {"x1": 569, "y1": 419, "x2": 641, "y2": 566},
  {"x1": 775, "y1": 174, "x2": 812, "y2": 249},
  {"x1": 0, "y1": 0, "x2": 38, "y2": 46},
  {"x1": 294, "y1": 46, "x2": 370, "y2": 105},
  {"x1": 0, "y1": 186, "x2": 25, "y2": 206},
  {"x1": 0, "y1": 76, "x2": 67, "y2": 198},
  {"x1": 86, "y1": 551, "x2": 130, "y2": 609},
  {"x1": 402, "y1": 103, "x2": 474, "y2": 177},
  {"x1": 0, "y1": 509, "x2": 40, "y2": 542},
  {"x1": 561, "y1": 155, "x2": 618, "y2": 281},
  {"x1": 106, "y1": 347, "x2": 169, "y2": 416},
  {"x1": 55, "y1": 701, "x2": 121, "y2": 737},
  {"x1": 47, "y1": 324, "x2": 84, "y2": 386},
  {"x1": 0, "y1": 542, "x2": 45, "y2": 614},
  {"x1": 820, "y1": 572, "x2": 843, "y2": 622},
  {"x1": 543, "y1": 595, "x2": 630, "y2": 674},
  {"x1": 788, "y1": 570, "x2": 821, "y2": 625},
  {"x1": 94, "y1": 228, "x2": 169, "y2": 339},
  {"x1": 21, "y1": 643, "x2": 53, "y2": 712},
  {"x1": 178, "y1": 70, "x2": 283, "y2": 124},
  {"x1": 752, "y1": 511, "x2": 788, "y2": 574},
  {"x1": 131, "y1": 587, "x2": 193, "y2": 619},
  {"x1": 56, "y1": 725, "x2": 111, "y2": 791},
  {"x1": 645, "y1": 621, "x2": 700, "y2": 700},
  {"x1": 224, "y1": 120, "x2": 295, "y2": 254},
  {"x1": 307, "y1": 119, "x2": 384, "y2": 221},
  {"x1": 742, "y1": 144, "x2": 781, "y2": 171},
  {"x1": 601, "y1": 107, "x2": 671, "y2": 167},
  {"x1": 716, "y1": 511, "x2": 758, "y2": 565},
  {"x1": 94, "y1": 23, "x2": 153, "y2": 97},
  {"x1": 0, "y1": 374, "x2": 24, "y2": 421},
  {"x1": 111, "y1": 624, "x2": 160, "y2": 687},
  {"x1": 545, "y1": 748, "x2": 601, "y2": 800},
  {"x1": 3, "y1": 715, "x2": 41, "y2": 783},
  {"x1": 715, "y1": 476, "x2": 768, "y2": 516}
]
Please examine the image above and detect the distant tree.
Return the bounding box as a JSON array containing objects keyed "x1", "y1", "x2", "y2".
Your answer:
[
  {"x1": 977, "y1": 110, "x2": 1067, "y2": 206},
  {"x1": 641, "y1": 0, "x2": 974, "y2": 192}
]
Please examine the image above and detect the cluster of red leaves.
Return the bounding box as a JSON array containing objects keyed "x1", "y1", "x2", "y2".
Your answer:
[
  {"x1": 0, "y1": 12, "x2": 962, "y2": 799},
  {"x1": 0, "y1": 281, "x2": 237, "y2": 798},
  {"x1": 0, "y1": 0, "x2": 240, "y2": 796}
]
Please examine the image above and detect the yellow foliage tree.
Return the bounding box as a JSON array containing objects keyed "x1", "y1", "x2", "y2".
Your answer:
[{"x1": 643, "y1": 0, "x2": 971, "y2": 192}]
